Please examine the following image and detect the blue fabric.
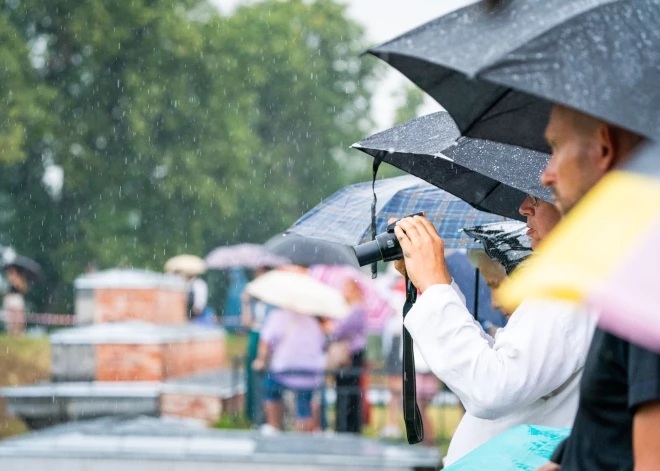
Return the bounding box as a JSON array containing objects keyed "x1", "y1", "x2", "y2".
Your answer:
[
  {"x1": 445, "y1": 425, "x2": 571, "y2": 471},
  {"x1": 446, "y1": 251, "x2": 508, "y2": 329},
  {"x1": 263, "y1": 375, "x2": 314, "y2": 419},
  {"x1": 191, "y1": 307, "x2": 217, "y2": 326},
  {"x1": 223, "y1": 268, "x2": 248, "y2": 329},
  {"x1": 290, "y1": 175, "x2": 507, "y2": 249}
]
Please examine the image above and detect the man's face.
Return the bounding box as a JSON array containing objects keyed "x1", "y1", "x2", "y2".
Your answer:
[
  {"x1": 518, "y1": 196, "x2": 561, "y2": 250},
  {"x1": 541, "y1": 106, "x2": 608, "y2": 215}
]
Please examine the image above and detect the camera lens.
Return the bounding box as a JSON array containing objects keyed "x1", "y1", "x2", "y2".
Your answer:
[
  {"x1": 353, "y1": 232, "x2": 403, "y2": 267},
  {"x1": 353, "y1": 240, "x2": 381, "y2": 266}
]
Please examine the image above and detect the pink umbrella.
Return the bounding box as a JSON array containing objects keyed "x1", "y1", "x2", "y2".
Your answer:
[
  {"x1": 588, "y1": 218, "x2": 660, "y2": 353},
  {"x1": 308, "y1": 264, "x2": 394, "y2": 333},
  {"x1": 205, "y1": 244, "x2": 289, "y2": 270}
]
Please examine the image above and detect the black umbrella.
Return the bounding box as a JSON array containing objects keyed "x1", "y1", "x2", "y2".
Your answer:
[
  {"x1": 353, "y1": 112, "x2": 551, "y2": 221},
  {"x1": 369, "y1": 0, "x2": 660, "y2": 152},
  {"x1": 264, "y1": 233, "x2": 359, "y2": 268},
  {"x1": 2, "y1": 250, "x2": 42, "y2": 283}
]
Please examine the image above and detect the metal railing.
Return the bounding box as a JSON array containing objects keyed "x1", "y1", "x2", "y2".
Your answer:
[{"x1": 233, "y1": 355, "x2": 463, "y2": 447}]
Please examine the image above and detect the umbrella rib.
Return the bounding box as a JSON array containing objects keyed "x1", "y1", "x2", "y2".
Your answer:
[{"x1": 461, "y1": 88, "x2": 512, "y2": 137}]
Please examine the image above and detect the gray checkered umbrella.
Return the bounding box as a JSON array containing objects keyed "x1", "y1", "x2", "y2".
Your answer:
[{"x1": 289, "y1": 175, "x2": 507, "y2": 249}]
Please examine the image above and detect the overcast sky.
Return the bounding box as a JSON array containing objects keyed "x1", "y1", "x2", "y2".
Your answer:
[{"x1": 209, "y1": 0, "x2": 478, "y2": 129}]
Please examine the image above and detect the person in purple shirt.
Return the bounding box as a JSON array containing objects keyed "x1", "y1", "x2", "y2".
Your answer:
[
  {"x1": 253, "y1": 308, "x2": 326, "y2": 432},
  {"x1": 329, "y1": 279, "x2": 367, "y2": 433}
]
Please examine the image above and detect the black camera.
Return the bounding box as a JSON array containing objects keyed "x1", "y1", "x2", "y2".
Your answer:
[{"x1": 352, "y1": 213, "x2": 423, "y2": 267}]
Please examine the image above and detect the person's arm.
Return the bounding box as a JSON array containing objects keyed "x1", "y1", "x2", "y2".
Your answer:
[
  {"x1": 192, "y1": 279, "x2": 208, "y2": 315},
  {"x1": 634, "y1": 401, "x2": 660, "y2": 470},
  {"x1": 332, "y1": 305, "x2": 366, "y2": 342},
  {"x1": 252, "y1": 339, "x2": 270, "y2": 371},
  {"x1": 404, "y1": 288, "x2": 590, "y2": 419},
  {"x1": 395, "y1": 215, "x2": 592, "y2": 419},
  {"x1": 628, "y1": 344, "x2": 660, "y2": 471},
  {"x1": 534, "y1": 438, "x2": 567, "y2": 470}
]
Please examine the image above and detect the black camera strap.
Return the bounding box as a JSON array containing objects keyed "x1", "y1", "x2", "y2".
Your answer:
[
  {"x1": 370, "y1": 157, "x2": 382, "y2": 279},
  {"x1": 402, "y1": 275, "x2": 424, "y2": 444}
]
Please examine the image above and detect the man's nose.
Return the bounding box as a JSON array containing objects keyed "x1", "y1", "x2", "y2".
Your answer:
[
  {"x1": 540, "y1": 160, "x2": 556, "y2": 188},
  {"x1": 519, "y1": 197, "x2": 533, "y2": 217}
]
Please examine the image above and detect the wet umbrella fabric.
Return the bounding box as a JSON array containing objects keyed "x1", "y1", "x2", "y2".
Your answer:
[
  {"x1": 164, "y1": 254, "x2": 206, "y2": 277},
  {"x1": 264, "y1": 233, "x2": 359, "y2": 268},
  {"x1": 205, "y1": 243, "x2": 290, "y2": 270},
  {"x1": 2, "y1": 250, "x2": 42, "y2": 282},
  {"x1": 352, "y1": 112, "x2": 551, "y2": 221},
  {"x1": 463, "y1": 221, "x2": 533, "y2": 275},
  {"x1": 369, "y1": 0, "x2": 660, "y2": 151},
  {"x1": 289, "y1": 175, "x2": 506, "y2": 249},
  {"x1": 308, "y1": 264, "x2": 394, "y2": 333},
  {"x1": 244, "y1": 270, "x2": 350, "y2": 320}
]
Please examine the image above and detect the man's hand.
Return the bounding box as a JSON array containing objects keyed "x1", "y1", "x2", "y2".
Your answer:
[
  {"x1": 393, "y1": 215, "x2": 451, "y2": 292},
  {"x1": 536, "y1": 462, "x2": 560, "y2": 471},
  {"x1": 388, "y1": 218, "x2": 407, "y2": 277}
]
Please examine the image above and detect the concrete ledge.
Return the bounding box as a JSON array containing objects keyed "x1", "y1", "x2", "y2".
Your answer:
[{"x1": 0, "y1": 416, "x2": 441, "y2": 470}]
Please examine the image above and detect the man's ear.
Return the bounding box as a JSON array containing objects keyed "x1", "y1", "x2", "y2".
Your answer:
[{"x1": 597, "y1": 124, "x2": 616, "y2": 171}]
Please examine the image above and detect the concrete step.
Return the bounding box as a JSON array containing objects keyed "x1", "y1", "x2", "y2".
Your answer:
[{"x1": 0, "y1": 415, "x2": 442, "y2": 470}]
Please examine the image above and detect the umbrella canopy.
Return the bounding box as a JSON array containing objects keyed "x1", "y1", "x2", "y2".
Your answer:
[
  {"x1": 164, "y1": 254, "x2": 206, "y2": 277},
  {"x1": 463, "y1": 221, "x2": 532, "y2": 275},
  {"x1": 244, "y1": 270, "x2": 350, "y2": 319},
  {"x1": 205, "y1": 243, "x2": 290, "y2": 270},
  {"x1": 264, "y1": 233, "x2": 359, "y2": 268},
  {"x1": 308, "y1": 264, "x2": 394, "y2": 333},
  {"x1": 2, "y1": 250, "x2": 42, "y2": 282},
  {"x1": 369, "y1": 0, "x2": 660, "y2": 151},
  {"x1": 289, "y1": 175, "x2": 506, "y2": 248},
  {"x1": 353, "y1": 112, "x2": 551, "y2": 221},
  {"x1": 498, "y1": 142, "x2": 660, "y2": 312}
]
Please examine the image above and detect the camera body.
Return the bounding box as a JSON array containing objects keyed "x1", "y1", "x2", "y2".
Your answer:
[{"x1": 353, "y1": 213, "x2": 423, "y2": 267}]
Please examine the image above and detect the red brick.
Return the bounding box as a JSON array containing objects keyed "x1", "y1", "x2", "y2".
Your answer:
[
  {"x1": 96, "y1": 337, "x2": 226, "y2": 382},
  {"x1": 160, "y1": 393, "x2": 222, "y2": 423},
  {"x1": 96, "y1": 344, "x2": 164, "y2": 381},
  {"x1": 94, "y1": 288, "x2": 186, "y2": 324}
]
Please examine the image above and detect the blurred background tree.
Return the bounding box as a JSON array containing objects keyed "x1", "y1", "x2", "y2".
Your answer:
[{"x1": 0, "y1": 0, "x2": 379, "y2": 312}]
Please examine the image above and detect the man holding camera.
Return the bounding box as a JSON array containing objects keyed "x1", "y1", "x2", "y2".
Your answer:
[{"x1": 391, "y1": 196, "x2": 595, "y2": 466}]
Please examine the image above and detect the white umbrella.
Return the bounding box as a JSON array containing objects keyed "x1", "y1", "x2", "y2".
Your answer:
[
  {"x1": 245, "y1": 271, "x2": 350, "y2": 320},
  {"x1": 164, "y1": 254, "x2": 206, "y2": 277}
]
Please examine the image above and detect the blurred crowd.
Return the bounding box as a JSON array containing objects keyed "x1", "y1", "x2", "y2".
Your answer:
[{"x1": 237, "y1": 253, "x2": 503, "y2": 442}]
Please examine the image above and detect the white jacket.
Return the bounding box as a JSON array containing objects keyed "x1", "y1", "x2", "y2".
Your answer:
[{"x1": 403, "y1": 284, "x2": 595, "y2": 466}]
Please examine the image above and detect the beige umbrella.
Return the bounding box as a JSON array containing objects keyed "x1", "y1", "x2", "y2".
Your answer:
[
  {"x1": 245, "y1": 270, "x2": 350, "y2": 320},
  {"x1": 164, "y1": 254, "x2": 206, "y2": 277}
]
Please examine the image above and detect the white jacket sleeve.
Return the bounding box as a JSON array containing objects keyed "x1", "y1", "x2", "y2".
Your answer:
[{"x1": 404, "y1": 284, "x2": 592, "y2": 420}]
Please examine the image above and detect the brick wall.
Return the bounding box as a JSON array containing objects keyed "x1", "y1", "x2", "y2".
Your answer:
[
  {"x1": 95, "y1": 338, "x2": 226, "y2": 382},
  {"x1": 96, "y1": 344, "x2": 164, "y2": 381},
  {"x1": 160, "y1": 393, "x2": 222, "y2": 423},
  {"x1": 94, "y1": 288, "x2": 187, "y2": 324}
]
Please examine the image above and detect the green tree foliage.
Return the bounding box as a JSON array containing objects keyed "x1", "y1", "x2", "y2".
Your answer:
[
  {"x1": 0, "y1": 13, "x2": 52, "y2": 166},
  {"x1": 205, "y1": 0, "x2": 375, "y2": 242},
  {"x1": 0, "y1": 0, "x2": 377, "y2": 311}
]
